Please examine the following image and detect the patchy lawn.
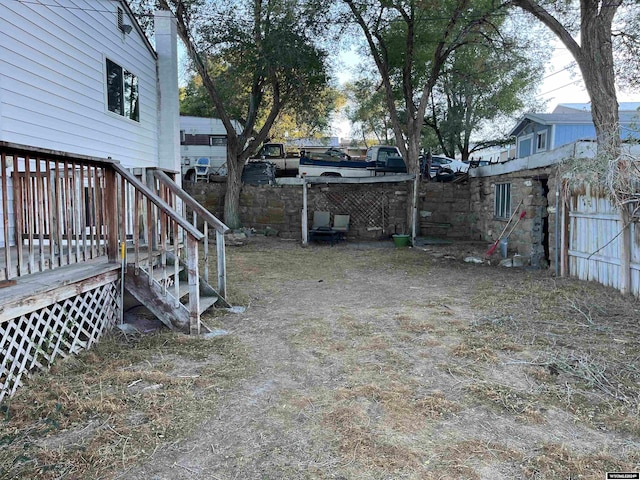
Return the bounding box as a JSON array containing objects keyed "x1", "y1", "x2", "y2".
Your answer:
[{"x1": 2, "y1": 237, "x2": 639, "y2": 479}]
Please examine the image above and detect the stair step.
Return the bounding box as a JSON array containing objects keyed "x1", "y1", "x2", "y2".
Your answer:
[
  {"x1": 152, "y1": 264, "x2": 184, "y2": 284},
  {"x1": 199, "y1": 295, "x2": 219, "y2": 315}
]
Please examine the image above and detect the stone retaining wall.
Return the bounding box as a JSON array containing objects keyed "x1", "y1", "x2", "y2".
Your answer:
[
  {"x1": 469, "y1": 166, "x2": 559, "y2": 268},
  {"x1": 184, "y1": 179, "x2": 471, "y2": 241}
]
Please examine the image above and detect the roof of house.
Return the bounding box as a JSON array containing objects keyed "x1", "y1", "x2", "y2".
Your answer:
[
  {"x1": 119, "y1": 0, "x2": 156, "y2": 58},
  {"x1": 510, "y1": 110, "x2": 640, "y2": 137},
  {"x1": 554, "y1": 102, "x2": 640, "y2": 113}
]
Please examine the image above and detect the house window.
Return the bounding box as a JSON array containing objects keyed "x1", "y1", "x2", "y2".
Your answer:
[
  {"x1": 536, "y1": 131, "x2": 547, "y2": 151},
  {"x1": 106, "y1": 59, "x2": 139, "y2": 122},
  {"x1": 209, "y1": 136, "x2": 226, "y2": 146},
  {"x1": 494, "y1": 183, "x2": 511, "y2": 219},
  {"x1": 180, "y1": 130, "x2": 186, "y2": 143}
]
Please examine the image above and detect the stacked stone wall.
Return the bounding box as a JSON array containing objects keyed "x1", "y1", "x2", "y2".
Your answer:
[{"x1": 185, "y1": 180, "x2": 472, "y2": 241}]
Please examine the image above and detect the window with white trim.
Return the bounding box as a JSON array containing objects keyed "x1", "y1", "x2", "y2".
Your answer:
[
  {"x1": 494, "y1": 183, "x2": 511, "y2": 219},
  {"x1": 209, "y1": 136, "x2": 227, "y2": 146},
  {"x1": 536, "y1": 131, "x2": 547, "y2": 151},
  {"x1": 106, "y1": 59, "x2": 139, "y2": 122}
]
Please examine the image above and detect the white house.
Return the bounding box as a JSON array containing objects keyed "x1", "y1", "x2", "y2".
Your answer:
[
  {"x1": 0, "y1": 0, "x2": 179, "y2": 171},
  {"x1": 0, "y1": 1, "x2": 230, "y2": 402}
]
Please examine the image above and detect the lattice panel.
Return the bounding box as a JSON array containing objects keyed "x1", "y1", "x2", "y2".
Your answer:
[
  {"x1": 315, "y1": 190, "x2": 388, "y2": 229},
  {"x1": 0, "y1": 282, "x2": 119, "y2": 403}
]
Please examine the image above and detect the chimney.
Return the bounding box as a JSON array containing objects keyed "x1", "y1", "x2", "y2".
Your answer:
[{"x1": 155, "y1": 10, "x2": 180, "y2": 177}]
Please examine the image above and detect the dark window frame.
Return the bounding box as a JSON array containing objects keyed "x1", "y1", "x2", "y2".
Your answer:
[{"x1": 106, "y1": 58, "x2": 139, "y2": 122}]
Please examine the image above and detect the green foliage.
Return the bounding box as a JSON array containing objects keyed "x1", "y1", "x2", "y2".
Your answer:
[
  {"x1": 344, "y1": 77, "x2": 393, "y2": 145},
  {"x1": 425, "y1": 13, "x2": 550, "y2": 159}
]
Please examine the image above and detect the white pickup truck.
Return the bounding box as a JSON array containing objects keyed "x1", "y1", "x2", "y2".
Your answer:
[{"x1": 299, "y1": 145, "x2": 407, "y2": 177}]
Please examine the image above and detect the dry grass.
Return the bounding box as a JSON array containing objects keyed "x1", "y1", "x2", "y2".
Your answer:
[
  {"x1": 521, "y1": 443, "x2": 639, "y2": 479},
  {"x1": 470, "y1": 272, "x2": 640, "y2": 435},
  {"x1": 4, "y1": 237, "x2": 640, "y2": 479},
  {"x1": 0, "y1": 331, "x2": 252, "y2": 480}
]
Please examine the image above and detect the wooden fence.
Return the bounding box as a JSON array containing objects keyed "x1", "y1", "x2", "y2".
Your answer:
[{"x1": 566, "y1": 189, "x2": 639, "y2": 296}]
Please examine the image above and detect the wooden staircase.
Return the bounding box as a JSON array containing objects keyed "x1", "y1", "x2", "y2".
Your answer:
[
  {"x1": 124, "y1": 250, "x2": 230, "y2": 333},
  {"x1": 111, "y1": 166, "x2": 231, "y2": 335}
]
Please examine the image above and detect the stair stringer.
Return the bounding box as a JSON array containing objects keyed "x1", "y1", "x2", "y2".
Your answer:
[
  {"x1": 167, "y1": 251, "x2": 231, "y2": 309},
  {"x1": 124, "y1": 268, "x2": 190, "y2": 332}
]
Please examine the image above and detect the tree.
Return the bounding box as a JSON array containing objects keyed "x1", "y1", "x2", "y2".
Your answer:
[
  {"x1": 179, "y1": 73, "x2": 342, "y2": 143},
  {"x1": 425, "y1": 17, "x2": 548, "y2": 161},
  {"x1": 157, "y1": 0, "x2": 330, "y2": 228},
  {"x1": 344, "y1": 77, "x2": 394, "y2": 147},
  {"x1": 510, "y1": 0, "x2": 640, "y2": 156},
  {"x1": 343, "y1": 0, "x2": 509, "y2": 230}
]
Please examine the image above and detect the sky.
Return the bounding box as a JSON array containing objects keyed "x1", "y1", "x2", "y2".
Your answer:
[{"x1": 330, "y1": 39, "x2": 640, "y2": 141}]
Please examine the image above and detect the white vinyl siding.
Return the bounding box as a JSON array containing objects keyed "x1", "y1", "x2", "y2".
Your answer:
[{"x1": 0, "y1": 0, "x2": 158, "y2": 168}]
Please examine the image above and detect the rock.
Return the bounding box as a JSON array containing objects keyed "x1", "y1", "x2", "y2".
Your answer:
[
  {"x1": 512, "y1": 255, "x2": 530, "y2": 267},
  {"x1": 464, "y1": 256, "x2": 484, "y2": 264},
  {"x1": 499, "y1": 258, "x2": 513, "y2": 267},
  {"x1": 265, "y1": 226, "x2": 279, "y2": 237},
  {"x1": 202, "y1": 329, "x2": 230, "y2": 339}
]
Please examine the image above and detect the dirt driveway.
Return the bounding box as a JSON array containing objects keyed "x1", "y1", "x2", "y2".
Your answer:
[{"x1": 3, "y1": 237, "x2": 640, "y2": 479}]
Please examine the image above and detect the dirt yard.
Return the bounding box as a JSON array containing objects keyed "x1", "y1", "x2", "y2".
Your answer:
[{"x1": 2, "y1": 237, "x2": 640, "y2": 479}]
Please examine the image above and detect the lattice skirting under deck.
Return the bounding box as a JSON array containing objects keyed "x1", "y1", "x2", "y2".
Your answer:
[{"x1": 0, "y1": 281, "x2": 120, "y2": 403}]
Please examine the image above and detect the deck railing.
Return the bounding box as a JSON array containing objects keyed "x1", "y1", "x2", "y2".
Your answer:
[{"x1": 0, "y1": 142, "x2": 229, "y2": 333}]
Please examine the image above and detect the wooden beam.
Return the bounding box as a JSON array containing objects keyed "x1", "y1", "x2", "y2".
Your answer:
[
  {"x1": 619, "y1": 209, "x2": 631, "y2": 295},
  {"x1": 153, "y1": 170, "x2": 229, "y2": 234},
  {"x1": 1, "y1": 153, "x2": 11, "y2": 279},
  {"x1": 187, "y1": 235, "x2": 200, "y2": 335},
  {"x1": 104, "y1": 169, "x2": 118, "y2": 262},
  {"x1": 216, "y1": 230, "x2": 226, "y2": 299}
]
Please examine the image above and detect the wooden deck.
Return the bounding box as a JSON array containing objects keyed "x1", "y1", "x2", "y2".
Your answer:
[{"x1": 0, "y1": 256, "x2": 120, "y2": 323}]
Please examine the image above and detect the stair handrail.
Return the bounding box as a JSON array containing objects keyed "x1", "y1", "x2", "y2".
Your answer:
[
  {"x1": 153, "y1": 169, "x2": 229, "y2": 302},
  {"x1": 152, "y1": 170, "x2": 230, "y2": 234},
  {"x1": 112, "y1": 163, "x2": 204, "y2": 241}
]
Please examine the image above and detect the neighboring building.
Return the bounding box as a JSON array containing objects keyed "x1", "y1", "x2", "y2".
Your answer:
[
  {"x1": 468, "y1": 103, "x2": 640, "y2": 294},
  {"x1": 180, "y1": 116, "x2": 244, "y2": 180},
  {"x1": 510, "y1": 104, "x2": 640, "y2": 159}
]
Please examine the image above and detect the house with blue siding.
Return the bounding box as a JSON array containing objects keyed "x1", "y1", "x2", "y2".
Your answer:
[{"x1": 510, "y1": 104, "x2": 640, "y2": 159}]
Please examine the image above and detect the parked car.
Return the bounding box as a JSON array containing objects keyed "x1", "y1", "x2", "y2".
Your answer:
[
  {"x1": 421, "y1": 155, "x2": 470, "y2": 179},
  {"x1": 324, "y1": 147, "x2": 352, "y2": 161}
]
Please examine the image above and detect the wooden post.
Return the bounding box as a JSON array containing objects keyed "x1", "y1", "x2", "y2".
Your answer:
[
  {"x1": 411, "y1": 175, "x2": 418, "y2": 242},
  {"x1": 104, "y1": 168, "x2": 118, "y2": 262},
  {"x1": 619, "y1": 208, "x2": 631, "y2": 295},
  {"x1": 560, "y1": 193, "x2": 570, "y2": 277},
  {"x1": 187, "y1": 234, "x2": 200, "y2": 335},
  {"x1": 203, "y1": 221, "x2": 209, "y2": 282},
  {"x1": 35, "y1": 157, "x2": 45, "y2": 271},
  {"x1": 302, "y1": 179, "x2": 308, "y2": 245},
  {"x1": 25, "y1": 155, "x2": 34, "y2": 273},
  {"x1": 13, "y1": 155, "x2": 24, "y2": 275},
  {"x1": 216, "y1": 230, "x2": 226, "y2": 299},
  {"x1": 1, "y1": 153, "x2": 11, "y2": 279}
]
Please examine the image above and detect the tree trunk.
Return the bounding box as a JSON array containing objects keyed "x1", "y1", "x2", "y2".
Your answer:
[
  {"x1": 512, "y1": 0, "x2": 621, "y2": 158},
  {"x1": 579, "y1": 17, "x2": 620, "y2": 157},
  {"x1": 224, "y1": 141, "x2": 243, "y2": 229},
  {"x1": 404, "y1": 134, "x2": 422, "y2": 236}
]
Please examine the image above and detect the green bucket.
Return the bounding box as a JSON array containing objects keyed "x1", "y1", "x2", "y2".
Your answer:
[{"x1": 392, "y1": 234, "x2": 411, "y2": 247}]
